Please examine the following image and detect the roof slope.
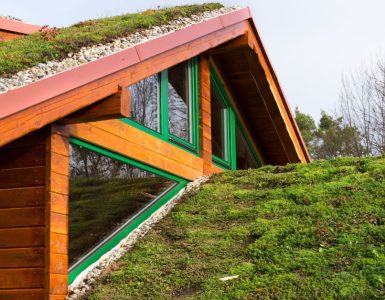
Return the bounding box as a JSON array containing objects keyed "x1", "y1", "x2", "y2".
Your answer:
[
  {"x1": 0, "y1": 5, "x2": 310, "y2": 163},
  {"x1": 0, "y1": 17, "x2": 41, "y2": 35},
  {"x1": 0, "y1": 3, "x2": 223, "y2": 77},
  {"x1": 87, "y1": 156, "x2": 385, "y2": 299}
]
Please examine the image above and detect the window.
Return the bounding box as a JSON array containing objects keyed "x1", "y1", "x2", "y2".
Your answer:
[
  {"x1": 236, "y1": 125, "x2": 259, "y2": 170},
  {"x1": 211, "y1": 85, "x2": 227, "y2": 161},
  {"x1": 68, "y1": 140, "x2": 187, "y2": 278},
  {"x1": 168, "y1": 61, "x2": 192, "y2": 143},
  {"x1": 128, "y1": 74, "x2": 160, "y2": 132},
  {"x1": 123, "y1": 59, "x2": 199, "y2": 154},
  {"x1": 210, "y1": 65, "x2": 261, "y2": 170}
]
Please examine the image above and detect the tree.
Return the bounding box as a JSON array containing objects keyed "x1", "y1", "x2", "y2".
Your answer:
[
  {"x1": 337, "y1": 56, "x2": 385, "y2": 156},
  {"x1": 295, "y1": 107, "x2": 317, "y2": 156}
]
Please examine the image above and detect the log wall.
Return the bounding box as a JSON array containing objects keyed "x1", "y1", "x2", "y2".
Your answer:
[
  {"x1": 0, "y1": 130, "x2": 47, "y2": 299},
  {"x1": 0, "y1": 126, "x2": 69, "y2": 300}
]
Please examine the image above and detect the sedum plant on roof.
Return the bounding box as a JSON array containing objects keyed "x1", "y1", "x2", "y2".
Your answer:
[{"x1": 0, "y1": 3, "x2": 223, "y2": 77}]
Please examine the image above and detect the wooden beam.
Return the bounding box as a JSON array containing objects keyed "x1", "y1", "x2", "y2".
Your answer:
[
  {"x1": 44, "y1": 124, "x2": 69, "y2": 300},
  {"x1": 0, "y1": 21, "x2": 249, "y2": 147},
  {"x1": 59, "y1": 86, "x2": 130, "y2": 124},
  {"x1": 209, "y1": 34, "x2": 250, "y2": 55}
]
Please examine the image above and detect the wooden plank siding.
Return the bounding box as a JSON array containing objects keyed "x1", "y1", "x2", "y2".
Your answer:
[
  {"x1": 0, "y1": 29, "x2": 23, "y2": 41},
  {"x1": 45, "y1": 125, "x2": 69, "y2": 299},
  {"x1": 199, "y1": 54, "x2": 213, "y2": 174},
  {"x1": 69, "y1": 120, "x2": 205, "y2": 180},
  {"x1": 0, "y1": 130, "x2": 47, "y2": 299}
]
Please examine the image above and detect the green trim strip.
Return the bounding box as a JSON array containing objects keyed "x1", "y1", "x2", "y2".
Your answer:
[
  {"x1": 121, "y1": 58, "x2": 200, "y2": 156},
  {"x1": 68, "y1": 137, "x2": 188, "y2": 284},
  {"x1": 210, "y1": 65, "x2": 262, "y2": 169}
]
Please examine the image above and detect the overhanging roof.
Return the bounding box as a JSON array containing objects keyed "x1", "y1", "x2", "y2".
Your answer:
[
  {"x1": 0, "y1": 17, "x2": 41, "y2": 34},
  {"x1": 0, "y1": 8, "x2": 310, "y2": 163}
]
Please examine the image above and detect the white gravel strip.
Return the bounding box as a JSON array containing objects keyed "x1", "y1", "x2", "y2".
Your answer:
[
  {"x1": 66, "y1": 176, "x2": 211, "y2": 300},
  {"x1": 0, "y1": 6, "x2": 239, "y2": 94}
]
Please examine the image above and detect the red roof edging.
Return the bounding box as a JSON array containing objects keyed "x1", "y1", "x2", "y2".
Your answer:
[
  {"x1": 0, "y1": 17, "x2": 41, "y2": 34},
  {"x1": 0, "y1": 8, "x2": 251, "y2": 120}
]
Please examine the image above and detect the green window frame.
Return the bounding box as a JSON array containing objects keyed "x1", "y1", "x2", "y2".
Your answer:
[
  {"x1": 210, "y1": 65, "x2": 262, "y2": 170},
  {"x1": 68, "y1": 137, "x2": 188, "y2": 284},
  {"x1": 121, "y1": 58, "x2": 200, "y2": 155}
]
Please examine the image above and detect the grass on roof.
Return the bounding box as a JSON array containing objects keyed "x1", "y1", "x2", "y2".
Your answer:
[
  {"x1": 88, "y1": 156, "x2": 384, "y2": 299},
  {"x1": 0, "y1": 3, "x2": 223, "y2": 77}
]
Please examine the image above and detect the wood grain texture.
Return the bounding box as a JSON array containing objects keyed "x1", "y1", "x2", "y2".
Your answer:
[
  {"x1": 0, "y1": 166, "x2": 45, "y2": 189},
  {"x1": 60, "y1": 87, "x2": 130, "y2": 124},
  {"x1": 0, "y1": 227, "x2": 45, "y2": 248},
  {"x1": 199, "y1": 54, "x2": 212, "y2": 175},
  {"x1": 0, "y1": 21, "x2": 249, "y2": 147},
  {"x1": 0, "y1": 268, "x2": 44, "y2": 289},
  {"x1": 70, "y1": 120, "x2": 204, "y2": 180},
  {"x1": 0, "y1": 248, "x2": 44, "y2": 268},
  {"x1": 45, "y1": 125, "x2": 69, "y2": 299},
  {"x1": 0, "y1": 288, "x2": 44, "y2": 300},
  {"x1": 0, "y1": 145, "x2": 46, "y2": 169},
  {"x1": 0, "y1": 207, "x2": 45, "y2": 228},
  {"x1": 0, "y1": 187, "x2": 45, "y2": 208}
]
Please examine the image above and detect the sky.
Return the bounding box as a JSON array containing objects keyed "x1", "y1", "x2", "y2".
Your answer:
[{"x1": 2, "y1": 0, "x2": 385, "y2": 120}]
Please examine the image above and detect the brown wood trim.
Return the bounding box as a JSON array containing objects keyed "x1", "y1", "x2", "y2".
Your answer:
[
  {"x1": 44, "y1": 124, "x2": 69, "y2": 300},
  {"x1": 69, "y1": 120, "x2": 204, "y2": 180},
  {"x1": 199, "y1": 54, "x2": 213, "y2": 174},
  {"x1": 209, "y1": 56, "x2": 267, "y2": 164},
  {"x1": 244, "y1": 21, "x2": 308, "y2": 162},
  {"x1": 60, "y1": 86, "x2": 130, "y2": 124},
  {"x1": 0, "y1": 21, "x2": 250, "y2": 147}
]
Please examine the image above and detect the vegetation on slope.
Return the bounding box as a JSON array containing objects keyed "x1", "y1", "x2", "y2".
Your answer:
[
  {"x1": 0, "y1": 3, "x2": 222, "y2": 76},
  {"x1": 88, "y1": 156, "x2": 384, "y2": 299}
]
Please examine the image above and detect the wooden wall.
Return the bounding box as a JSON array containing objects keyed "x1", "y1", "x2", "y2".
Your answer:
[
  {"x1": 0, "y1": 30, "x2": 23, "y2": 41},
  {"x1": 0, "y1": 130, "x2": 47, "y2": 299},
  {"x1": 0, "y1": 126, "x2": 69, "y2": 300},
  {"x1": 199, "y1": 54, "x2": 213, "y2": 174}
]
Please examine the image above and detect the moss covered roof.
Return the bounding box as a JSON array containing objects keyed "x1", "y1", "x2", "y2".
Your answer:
[
  {"x1": 0, "y1": 3, "x2": 223, "y2": 77},
  {"x1": 88, "y1": 156, "x2": 385, "y2": 299}
]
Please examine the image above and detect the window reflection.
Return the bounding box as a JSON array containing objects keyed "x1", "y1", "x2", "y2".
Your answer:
[
  {"x1": 128, "y1": 75, "x2": 160, "y2": 132},
  {"x1": 211, "y1": 85, "x2": 227, "y2": 160},
  {"x1": 236, "y1": 125, "x2": 257, "y2": 170},
  {"x1": 69, "y1": 144, "x2": 175, "y2": 267},
  {"x1": 168, "y1": 62, "x2": 191, "y2": 142}
]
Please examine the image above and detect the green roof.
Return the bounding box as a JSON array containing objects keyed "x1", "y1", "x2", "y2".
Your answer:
[
  {"x1": 88, "y1": 156, "x2": 385, "y2": 299},
  {"x1": 0, "y1": 3, "x2": 223, "y2": 77}
]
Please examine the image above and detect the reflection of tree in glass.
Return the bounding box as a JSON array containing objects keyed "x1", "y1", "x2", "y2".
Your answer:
[
  {"x1": 70, "y1": 144, "x2": 151, "y2": 179},
  {"x1": 168, "y1": 62, "x2": 191, "y2": 142},
  {"x1": 128, "y1": 75, "x2": 159, "y2": 132}
]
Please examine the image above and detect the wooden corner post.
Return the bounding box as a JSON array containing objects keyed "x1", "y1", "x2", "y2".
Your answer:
[
  {"x1": 199, "y1": 54, "x2": 212, "y2": 174},
  {"x1": 45, "y1": 124, "x2": 69, "y2": 299}
]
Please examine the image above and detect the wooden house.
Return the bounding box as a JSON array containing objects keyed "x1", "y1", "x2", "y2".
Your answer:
[
  {"x1": 0, "y1": 6, "x2": 310, "y2": 299},
  {"x1": 0, "y1": 17, "x2": 41, "y2": 41}
]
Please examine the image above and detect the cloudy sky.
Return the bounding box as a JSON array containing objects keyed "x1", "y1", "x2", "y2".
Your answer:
[{"x1": 3, "y1": 0, "x2": 385, "y2": 120}]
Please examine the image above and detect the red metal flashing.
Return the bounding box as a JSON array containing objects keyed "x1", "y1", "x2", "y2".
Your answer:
[
  {"x1": 0, "y1": 8, "x2": 250, "y2": 120},
  {"x1": 0, "y1": 7, "x2": 310, "y2": 162},
  {"x1": 0, "y1": 17, "x2": 41, "y2": 35}
]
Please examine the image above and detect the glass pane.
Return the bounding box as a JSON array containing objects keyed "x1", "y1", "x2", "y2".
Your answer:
[
  {"x1": 236, "y1": 125, "x2": 258, "y2": 170},
  {"x1": 69, "y1": 144, "x2": 176, "y2": 267},
  {"x1": 211, "y1": 85, "x2": 227, "y2": 160},
  {"x1": 168, "y1": 62, "x2": 191, "y2": 142},
  {"x1": 128, "y1": 74, "x2": 160, "y2": 132}
]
